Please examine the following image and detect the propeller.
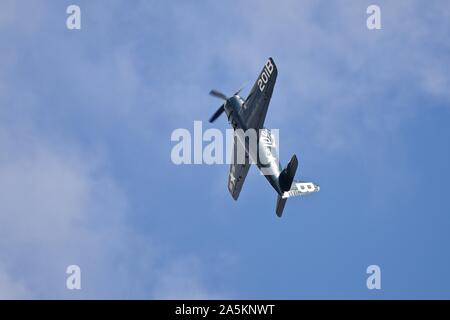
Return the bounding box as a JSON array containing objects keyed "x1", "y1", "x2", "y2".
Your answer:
[
  {"x1": 209, "y1": 104, "x2": 225, "y2": 123},
  {"x1": 209, "y1": 90, "x2": 227, "y2": 101},
  {"x1": 233, "y1": 82, "x2": 247, "y2": 96},
  {"x1": 209, "y1": 89, "x2": 228, "y2": 123},
  {"x1": 208, "y1": 84, "x2": 246, "y2": 123}
]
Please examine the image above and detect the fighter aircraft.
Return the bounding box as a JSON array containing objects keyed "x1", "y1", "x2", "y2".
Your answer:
[{"x1": 209, "y1": 57, "x2": 319, "y2": 217}]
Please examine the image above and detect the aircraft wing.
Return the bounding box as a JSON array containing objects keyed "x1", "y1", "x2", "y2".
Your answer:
[
  {"x1": 228, "y1": 132, "x2": 251, "y2": 200},
  {"x1": 240, "y1": 57, "x2": 278, "y2": 129}
]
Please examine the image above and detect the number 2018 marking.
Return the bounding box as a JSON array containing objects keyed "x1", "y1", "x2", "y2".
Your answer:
[{"x1": 257, "y1": 60, "x2": 274, "y2": 92}]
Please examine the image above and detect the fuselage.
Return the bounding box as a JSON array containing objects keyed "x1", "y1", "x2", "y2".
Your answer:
[{"x1": 225, "y1": 95, "x2": 283, "y2": 194}]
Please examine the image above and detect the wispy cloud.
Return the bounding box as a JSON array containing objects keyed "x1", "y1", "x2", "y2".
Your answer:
[{"x1": 0, "y1": 0, "x2": 229, "y2": 299}]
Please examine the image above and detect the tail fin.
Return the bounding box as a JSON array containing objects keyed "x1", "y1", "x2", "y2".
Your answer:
[
  {"x1": 275, "y1": 154, "x2": 298, "y2": 217},
  {"x1": 279, "y1": 154, "x2": 298, "y2": 192}
]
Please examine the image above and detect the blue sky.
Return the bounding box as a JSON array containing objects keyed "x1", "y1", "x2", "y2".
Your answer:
[{"x1": 0, "y1": 0, "x2": 450, "y2": 299}]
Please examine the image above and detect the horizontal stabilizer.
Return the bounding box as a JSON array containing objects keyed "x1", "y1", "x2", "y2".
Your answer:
[
  {"x1": 276, "y1": 181, "x2": 320, "y2": 217},
  {"x1": 282, "y1": 181, "x2": 320, "y2": 199}
]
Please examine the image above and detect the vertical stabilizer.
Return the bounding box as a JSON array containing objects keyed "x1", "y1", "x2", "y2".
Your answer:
[{"x1": 275, "y1": 154, "x2": 298, "y2": 217}]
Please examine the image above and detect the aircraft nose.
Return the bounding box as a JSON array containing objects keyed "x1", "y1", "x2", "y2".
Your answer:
[{"x1": 315, "y1": 184, "x2": 320, "y2": 192}]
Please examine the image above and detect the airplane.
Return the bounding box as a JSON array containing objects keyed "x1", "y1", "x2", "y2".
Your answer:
[{"x1": 209, "y1": 57, "x2": 320, "y2": 217}]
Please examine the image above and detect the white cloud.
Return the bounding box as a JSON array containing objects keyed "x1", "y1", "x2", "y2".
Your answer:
[
  {"x1": 0, "y1": 124, "x2": 123, "y2": 297},
  {"x1": 152, "y1": 256, "x2": 225, "y2": 299},
  {"x1": 0, "y1": 263, "x2": 30, "y2": 299},
  {"x1": 0, "y1": 0, "x2": 231, "y2": 298},
  {"x1": 157, "y1": 0, "x2": 450, "y2": 152},
  {"x1": 0, "y1": 122, "x2": 225, "y2": 298}
]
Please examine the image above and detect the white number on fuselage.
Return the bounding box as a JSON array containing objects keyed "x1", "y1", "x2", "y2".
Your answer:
[{"x1": 257, "y1": 59, "x2": 274, "y2": 92}]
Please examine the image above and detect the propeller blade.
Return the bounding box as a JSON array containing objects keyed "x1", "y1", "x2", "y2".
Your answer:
[
  {"x1": 234, "y1": 82, "x2": 247, "y2": 96},
  {"x1": 209, "y1": 104, "x2": 225, "y2": 123},
  {"x1": 209, "y1": 90, "x2": 228, "y2": 100}
]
